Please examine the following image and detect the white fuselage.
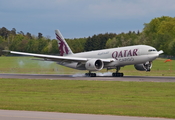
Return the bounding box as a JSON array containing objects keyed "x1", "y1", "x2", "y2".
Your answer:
[{"x1": 58, "y1": 45, "x2": 160, "y2": 70}]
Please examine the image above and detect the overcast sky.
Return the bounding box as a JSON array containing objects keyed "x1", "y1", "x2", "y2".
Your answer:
[{"x1": 1, "y1": 0, "x2": 175, "y2": 39}]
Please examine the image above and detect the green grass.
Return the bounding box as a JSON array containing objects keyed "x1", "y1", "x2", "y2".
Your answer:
[
  {"x1": 0, "y1": 56, "x2": 81, "y2": 74},
  {"x1": 0, "y1": 56, "x2": 175, "y2": 76},
  {"x1": 0, "y1": 79, "x2": 175, "y2": 118},
  {"x1": 0, "y1": 57, "x2": 175, "y2": 118}
]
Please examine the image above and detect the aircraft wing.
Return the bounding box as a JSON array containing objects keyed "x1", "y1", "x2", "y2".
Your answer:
[{"x1": 9, "y1": 51, "x2": 115, "y2": 63}]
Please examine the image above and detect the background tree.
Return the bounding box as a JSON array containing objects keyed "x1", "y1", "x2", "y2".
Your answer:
[
  {"x1": 0, "y1": 27, "x2": 9, "y2": 39},
  {"x1": 142, "y1": 16, "x2": 175, "y2": 54},
  {"x1": 84, "y1": 33, "x2": 116, "y2": 51},
  {"x1": 26, "y1": 32, "x2": 33, "y2": 39},
  {"x1": 1, "y1": 16, "x2": 175, "y2": 56},
  {"x1": 38, "y1": 33, "x2": 43, "y2": 39}
]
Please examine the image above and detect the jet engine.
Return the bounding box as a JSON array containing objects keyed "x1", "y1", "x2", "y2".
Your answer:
[
  {"x1": 134, "y1": 61, "x2": 152, "y2": 71},
  {"x1": 85, "y1": 59, "x2": 104, "y2": 71}
]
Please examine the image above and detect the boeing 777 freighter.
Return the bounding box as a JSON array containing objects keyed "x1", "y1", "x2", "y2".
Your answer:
[{"x1": 8, "y1": 30, "x2": 163, "y2": 77}]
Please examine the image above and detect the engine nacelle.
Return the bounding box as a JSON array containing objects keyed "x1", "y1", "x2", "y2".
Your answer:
[
  {"x1": 134, "y1": 61, "x2": 152, "y2": 71},
  {"x1": 85, "y1": 59, "x2": 104, "y2": 71}
]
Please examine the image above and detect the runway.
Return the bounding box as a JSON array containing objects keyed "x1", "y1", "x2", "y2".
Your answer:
[
  {"x1": 1, "y1": 74, "x2": 175, "y2": 120},
  {"x1": 0, "y1": 110, "x2": 173, "y2": 120},
  {"x1": 0, "y1": 73, "x2": 175, "y2": 82}
]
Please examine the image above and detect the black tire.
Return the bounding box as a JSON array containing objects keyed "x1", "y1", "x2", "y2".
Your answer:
[
  {"x1": 85, "y1": 73, "x2": 90, "y2": 77},
  {"x1": 112, "y1": 73, "x2": 124, "y2": 77},
  {"x1": 86, "y1": 73, "x2": 96, "y2": 77},
  {"x1": 112, "y1": 73, "x2": 117, "y2": 77},
  {"x1": 90, "y1": 73, "x2": 96, "y2": 77}
]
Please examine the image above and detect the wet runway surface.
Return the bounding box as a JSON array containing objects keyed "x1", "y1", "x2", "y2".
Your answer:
[{"x1": 0, "y1": 73, "x2": 175, "y2": 82}]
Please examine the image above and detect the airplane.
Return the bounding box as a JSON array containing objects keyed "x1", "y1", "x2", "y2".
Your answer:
[{"x1": 7, "y1": 30, "x2": 163, "y2": 77}]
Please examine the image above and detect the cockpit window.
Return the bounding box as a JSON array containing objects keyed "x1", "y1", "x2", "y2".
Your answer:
[{"x1": 148, "y1": 49, "x2": 157, "y2": 52}]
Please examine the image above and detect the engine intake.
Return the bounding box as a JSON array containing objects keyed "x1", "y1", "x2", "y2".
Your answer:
[
  {"x1": 134, "y1": 61, "x2": 152, "y2": 71},
  {"x1": 85, "y1": 59, "x2": 104, "y2": 71}
]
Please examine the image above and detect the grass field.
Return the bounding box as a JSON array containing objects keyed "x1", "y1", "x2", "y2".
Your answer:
[
  {"x1": 0, "y1": 56, "x2": 175, "y2": 118},
  {"x1": 0, "y1": 56, "x2": 174, "y2": 76},
  {"x1": 0, "y1": 79, "x2": 175, "y2": 118}
]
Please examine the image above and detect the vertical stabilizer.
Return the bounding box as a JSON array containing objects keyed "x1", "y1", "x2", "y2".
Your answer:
[{"x1": 55, "y1": 30, "x2": 73, "y2": 56}]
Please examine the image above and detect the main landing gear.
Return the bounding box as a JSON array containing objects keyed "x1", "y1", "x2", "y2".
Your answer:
[
  {"x1": 85, "y1": 67, "x2": 124, "y2": 77},
  {"x1": 85, "y1": 72, "x2": 96, "y2": 77},
  {"x1": 112, "y1": 67, "x2": 124, "y2": 77},
  {"x1": 112, "y1": 73, "x2": 124, "y2": 77}
]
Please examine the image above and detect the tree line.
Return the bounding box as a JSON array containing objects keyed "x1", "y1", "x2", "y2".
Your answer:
[{"x1": 0, "y1": 16, "x2": 175, "y2": 56}]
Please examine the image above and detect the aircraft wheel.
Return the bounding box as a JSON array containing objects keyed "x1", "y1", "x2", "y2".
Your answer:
[
  {"x1": 85, "y1": 73, "x2": 96, "y2": 77},
  {"x1": 112, "y1": 73, "x2": 124, "y2": 77},
  {"x1": 85, "y1": 73, "x2": 89, "y2": 77},
  {"x1": 112, "y1": 73, "x2": 116, "y2": 77},
  {"x1": 119, "y1": 73, "x2": 124, "y2": 77},
  {"x1": 90, "y1": 73, "x2": 96, "y2": 77}
]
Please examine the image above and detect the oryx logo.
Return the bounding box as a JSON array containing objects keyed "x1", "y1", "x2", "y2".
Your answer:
[{"x1": 56, "y1": 33, "x2": 69, "y2": 56}]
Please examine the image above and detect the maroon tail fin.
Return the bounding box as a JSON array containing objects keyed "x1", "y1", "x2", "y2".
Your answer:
[{"x1": 55, "y1": 30, "x2": 73, "y2": 56}]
